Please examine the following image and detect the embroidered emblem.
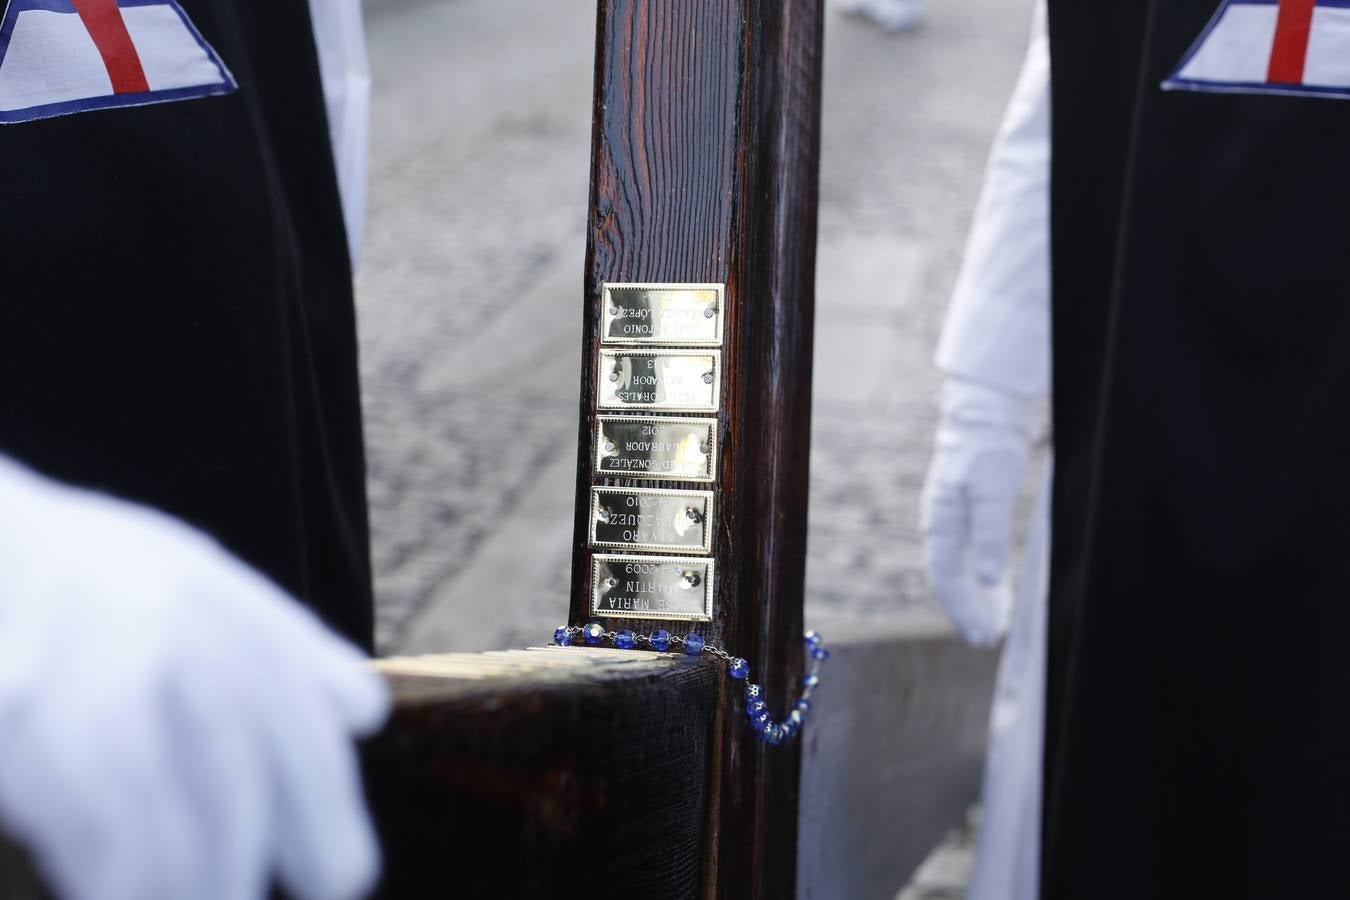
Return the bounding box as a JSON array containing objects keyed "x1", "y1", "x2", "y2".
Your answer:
[
  {"x1": 0, "y1": 0, "x2": 235, "y2": 124},
  {"x1": 1164, "y1": 0, "x2": 1350, "y2": 99}
]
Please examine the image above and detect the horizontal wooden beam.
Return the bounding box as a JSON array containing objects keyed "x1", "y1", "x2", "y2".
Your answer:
[
  {"x1": 0, "y1": 620, "x2": 1000, "y2": 900},
  {"x1": 0, "y1": 652, "x2": 722, "y2": 900},
  {"x1": 364, "y1": 650, "x2": 720, "y2": 898}
]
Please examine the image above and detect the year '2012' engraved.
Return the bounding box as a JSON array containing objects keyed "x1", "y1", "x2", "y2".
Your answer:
[{"x1": 595, "y1": 416, "x2": 717, "y2": 482}]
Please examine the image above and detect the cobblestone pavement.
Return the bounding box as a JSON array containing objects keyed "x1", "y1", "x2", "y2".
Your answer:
[
  {"x1": 361, "y1": 0, "x2": 1034, "y2": 648},
  {"x1": 359, "y1": 0, "x2": 1031, "y2": 892},
  {"x1": 358, "y1": 0, "x2": 593, "y2": 651},
  {"x1": 808, "y1": 0, "x2": 1035, "y2": 626}
]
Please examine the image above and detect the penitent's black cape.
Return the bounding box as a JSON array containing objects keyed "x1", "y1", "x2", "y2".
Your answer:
[
  {"x1": 0, "y1": 0, "x2": 372, "y2": 651},
  {"x1": 1044, "y1": 0, "x2": 1350, "y2": 896}
]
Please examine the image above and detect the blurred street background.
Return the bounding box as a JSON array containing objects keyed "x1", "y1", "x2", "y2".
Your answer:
[{"x1": 357, "y1": 0, "x2": 1035, "y2": 894}]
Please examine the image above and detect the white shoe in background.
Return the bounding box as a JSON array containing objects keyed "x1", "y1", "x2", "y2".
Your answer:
[{"x1": 835, "y1": 0, "x2": 925, "y2": 32}]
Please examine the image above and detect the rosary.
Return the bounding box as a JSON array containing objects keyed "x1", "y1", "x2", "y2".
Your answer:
[{"x1": 550, "y1": 624, "x2": 828, "y2": 746}]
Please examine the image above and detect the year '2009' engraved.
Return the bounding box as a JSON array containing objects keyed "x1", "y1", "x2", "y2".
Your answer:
[
  {"x1": 595, "y1": 416, "x2": 717, "y2": 482},
  {"x1": 597, "y1": 349, "x2": 721, "y2": 412},
  {"x1": 590, "y1": 554, "x2": 715, "y2": 622}
]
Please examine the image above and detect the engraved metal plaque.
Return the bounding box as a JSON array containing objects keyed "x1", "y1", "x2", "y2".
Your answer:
[
  {"x1": 590, "y1": 487, "x2": 714, "y2": 554},
  {"x1": 596, "y1": 415, "x2": 717, "y2": 482},
  {"x1": 601, "y1": 282, "x2": 725, "y2": 346},
  {"x1": 590, "y1": 554, "x2": 715, "y2": 622},
  {"x1": 597, "y1": 349, "x2": 720, "y2": 412}
]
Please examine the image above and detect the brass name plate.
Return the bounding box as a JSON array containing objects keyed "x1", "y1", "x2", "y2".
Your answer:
[
  {"x1": 601, "y1": 282, "x2": 725, "y2": 346},
  {"x1": 590, "y1": 487, "x2": 714, "y2": 554},
  {"x1": 596, "y1": 415, "x2": 717, "y2": 482},
  {"x1": 591, "y1": 554, "x2": 715, "y2": 622},
  {"x1": 597, "y1": 349, "x2": 720, "y2": 412}
]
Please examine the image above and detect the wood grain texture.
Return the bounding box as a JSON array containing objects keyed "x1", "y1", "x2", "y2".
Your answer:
[
  {"x1": 0, "y1": 654, "x2": 723, "y2": 900},
  {"x1": 570, "y1": 2, "x2": 823, "y2": 896},
  {"x1": 365, "y1": 655, "x2": 720, "y2": 899}
]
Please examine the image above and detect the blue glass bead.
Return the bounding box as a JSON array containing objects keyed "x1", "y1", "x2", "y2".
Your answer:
[
  {"x1": 782, "y1": 718, "x2": 798, "y2": 738},
  {"x1": 583, "y1": 623, "x2": 605, "y2": 645},
  {"x1": 802, "y1": 673, "x2": 820, "y2": 689},
  {"x1": 650, "y1": 629, "x2": 671, "y2": 652},
  {"x1": 805, "y1": 630, "x2": 822, "y2": 647},
  {"x1": 811, "y1": 646, "x2": 830, "y2": 661},
  {"x1": 553, "y1": 627, "x2": 571, "y2": 646},
  {"x1": 744, "y1": 683, "x2": 763, "y2": 701},
  {"x1": 750, "y1": 712, "x2": 771, "y2": 732},
  {"x1": 789, "y1": 710, "x2": 805, "y2": 728},
  {"x1": 759, "y1": 723, "x2": 783, "y2": 745},
  {"x1": 795, "y1": 698, "x2": 812, "y2": 714},
  {"x1": 728, "y1": 657, "x2": 750, "y2": 680},
  {"x1": 683, "y1": 633, "x2": 705, "y2": 655},
  {"x1": 615, "y1": 629, "x2": 636, "y2": 649},
  {"x1": 746, "y1": 699, "x2": 767, "y2": 717}
]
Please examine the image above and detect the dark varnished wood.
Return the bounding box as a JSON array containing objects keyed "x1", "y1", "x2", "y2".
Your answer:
[
  {"x1": 571, "y1": 2, "x2": 823, "y2": 896},
  {"x1": 365, "y1": 655, "x2": 720, "y2": 899},
  {"x1": 0, "y1": 655, "x2": 723, "y2": 900}
]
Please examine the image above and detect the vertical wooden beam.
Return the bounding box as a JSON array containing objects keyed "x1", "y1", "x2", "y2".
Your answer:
[{"x1": 570, "y1": 1, "x2": 823, "y2": 895}]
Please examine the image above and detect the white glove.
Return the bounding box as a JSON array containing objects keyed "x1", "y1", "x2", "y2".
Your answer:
[
  {"x1": 0, "y1": 456, "x2": 389, "y2": 900},
  {"x1": 920, "y1": 378, "x2": 1038, "y2": 646}
]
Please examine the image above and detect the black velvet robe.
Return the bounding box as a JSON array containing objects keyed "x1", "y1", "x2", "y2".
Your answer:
[
  {"x1": 0, "y1": 0, "x2": 373, "y2": 650},
  {"x1": 1044, "y1": 1, "x2": 1350, "y2": 895}
]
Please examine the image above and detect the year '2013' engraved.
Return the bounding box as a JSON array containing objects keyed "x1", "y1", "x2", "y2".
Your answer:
[
  {"x1": 597, "y1": 349, "x2": 720, "y2": 412},
  {"x1": 590, "y1": 554, "x2": 715, "y2": 622}
]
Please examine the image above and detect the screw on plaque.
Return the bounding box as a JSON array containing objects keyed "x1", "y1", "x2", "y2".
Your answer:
[
  {"x1": 686, "y1": 508, "x2": 703, "y2": 524},
  {"x1": 603, "y1": 440, "x2": 616, "y2": 453},
  {"x1": 702, "y1": 372, "x2": 714, "y2": 384},
  {"x1": 682, "y1": 570, "x2": 701, "y2": 589},
  {"x1": 597, "y1": 507, "x2": 613, "y2": 524},
  {"x1": 704, "y1": 305, "x2": 717, "y2": 319}
]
